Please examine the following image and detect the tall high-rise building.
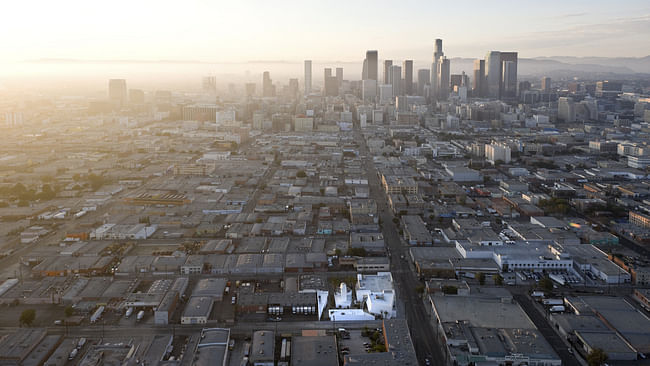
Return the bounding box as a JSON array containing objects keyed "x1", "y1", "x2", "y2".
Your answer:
[
  {"x1": 417, "y1": 69, "x2": 430, "y2": 96},
  {"x1": 108, "y1": 79, "x2": 127, "y2": 107},
  {"x1": 262, "y1": 71, "x2": 275, "y2": 97},
  {"x1": 384, "y1": 60, "x2": 393, "y2": 84},
  {"x1": 431, "y1": 38, "x2": 444, "y2": 100},
  {"x1": 324, "y1": 68, "x2": 332, "y2": 84},
  {"x1": 335, "y1": 67, "x2": 343, "y2": 86},
  {"x1": 519, "y1": 81, "x2": 531, "y2": 99},
  {"x1": 362, "y1": 79, "x2": 377, "y2": 101},
  {"x1": 434, "y1": 39, "x2": 443, "y2": 59},
  {"x1": 403, "y1": 60, "x2": 413, "y2": 95},
  {"x1": 365, "y1": 50, "x2": 378, "y2": 81},
  {"x1": 485, "y1": 51, "x2": 502, "y2": 99},
  {"x1": 485, "y1": 51, "x2": 518, "y2": 99},
  {"x1": 437, "y1": 57, "x2": 450, "y2": 100},
  {"x1": 541, "y1": 76, "x2": 551, "y2": 92},
  {"x1": 450, "y1": 74, "x2": 463, "y2": 90},
  {"x1": 500, "y1": 52, "x2": 518, "y2": 98},
  {"x1": 472, "y1": 59, "x2": 485, "y2": 97},
  {"x1": 558, "y1": 97, "x2": 576, "y2": 122},
  {"x1": 304, "y1": 60, "x2": 312, "y2": 94},
  {"x1": 379, "y1": 84, "x2": 393, "y2": 104},
  {"x1": 324, "y1": 76, "x2": 339, "y2": 97},
  {"x1": 389, "y1": 65, "x2": 402, "y2": 97},
  {"x1": 362, "y1": 59, "x2": 368, "y2": 80}
]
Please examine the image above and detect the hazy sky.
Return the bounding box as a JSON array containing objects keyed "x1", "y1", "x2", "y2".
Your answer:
[{"x1": 3, "y1": 0, "x2": 649, "y2": 64}]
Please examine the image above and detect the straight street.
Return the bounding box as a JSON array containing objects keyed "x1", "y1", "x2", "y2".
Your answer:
[{"x1": 356, "y1": 127, "x2": 444, "y2": 366}]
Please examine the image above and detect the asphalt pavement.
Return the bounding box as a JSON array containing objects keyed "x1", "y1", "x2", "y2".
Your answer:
[
  {"x1": 356, "y1": 127, "x2": 444, "y2": 366},
  {"x1": 512, "y1": 293, "x2": 582, "y2": 366}
]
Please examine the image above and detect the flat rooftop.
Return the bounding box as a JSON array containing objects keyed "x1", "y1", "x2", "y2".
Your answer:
[
  {"x1": 291, "y1": 336, "x2": 338, "y2": 366},
  {"x1": 431, "y1": 295, "x2": 534, "y2": 329}
]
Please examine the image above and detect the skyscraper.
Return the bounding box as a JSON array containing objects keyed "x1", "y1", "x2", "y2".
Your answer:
[
  {"x1": 541, "y1": 77, "x2": 551, "y2": 92},
  {"x1": 473, "y1": 59, "x2": 485, "y2": 97},
  {"x1": 335, "y1": 67, "x2": 343, "y2": 86},
  {"x1": 108, "y1": 79, "x2": 127, "y2": 107},
  {"x1": 485, "y1": 51, "x2": 518, "y2": 99},
  {"x1": 384, "y1": 60, "x2": 393, "y2": 84},
  {"x1": 362, "y1": 79, "x2": 377, "y2": 101},
  {"x1": 431, "y1": 38, "x2": 444, "y2": 100},
  {"x1": 558, "y1": 97, "x2": 576, "y2": 122},
  {"x1": 389, "y1": 65, "x2": 402, "y2": 97},
  {"x1": 324, "y1": 76, "x2": 339, "y2": 97},
  {"x1": 417, "y1": 69, "x2": 430, "y2": 96},
  {"x1": 324, "y1": 68, "x2": 332, "y2": 84},
  {"x1": 304, "y1": 60, "x2": 312, "y2": 94},
  {"x1": 485, "y1": 51, "x2": 502, "y2": 99},
  {"x1": 500, "y1": 52, "x2": 518, "y2": 98},
  {"x1": 262, "y1": 71, "x2": 275, "y2": 97},
  {"x1": 437, "y1": 57, "x2": 450, "y2": 100},
  {"x1": 365, "y1": 50, "x2": 378, "y2": 81},
  {"x1": 450, "y1": 74, "x2": 463, "y2": 90},
  {"x1": 403, "y1": 60, "x2": 413, "y2": 95}
]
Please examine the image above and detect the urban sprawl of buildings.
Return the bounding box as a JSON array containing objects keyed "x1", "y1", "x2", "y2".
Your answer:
[{"x1": 1, "y1": 38, "x2": 650, "y2": 366}]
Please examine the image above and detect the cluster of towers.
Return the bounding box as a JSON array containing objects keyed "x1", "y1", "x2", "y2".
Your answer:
[{"x1": 263, "y1": 38, "x2": 519, "y2": 103}]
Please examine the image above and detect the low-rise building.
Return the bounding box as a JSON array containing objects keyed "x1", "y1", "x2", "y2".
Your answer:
[{"x1": 181, "y1": 296, "x2": 213, "y2": 324}]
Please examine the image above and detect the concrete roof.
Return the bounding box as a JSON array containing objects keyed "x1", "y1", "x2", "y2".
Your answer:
[
  {"x1": 291, "y1": 336, "x2": 338, "y2": 366},
  {"x1": 250, "y1": 331, "x2": 274, "y2": 362},
  {"x1": 182, "y1": 296, "x2": 213, "y2": 319},
  {"x1": 431, "y1": 295, "x2": 534, "y2": 329}
]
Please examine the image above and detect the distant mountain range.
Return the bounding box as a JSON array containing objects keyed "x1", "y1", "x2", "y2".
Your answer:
[
  {"x1": 26, "y1": 56, "x2": 650, "y2": 79},
  {"x1": 450, "y1": 56, "x2": 650, "y2": 78}
]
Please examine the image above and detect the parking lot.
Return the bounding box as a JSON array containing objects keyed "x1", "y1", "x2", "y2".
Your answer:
[{"x1": 338, "y1": 329, "x2": 366, "y2": 357}]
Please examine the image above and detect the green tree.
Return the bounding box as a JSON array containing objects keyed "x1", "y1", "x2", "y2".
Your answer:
[
  {"x1": 372, "y1": 344, "x2": 386, "y2": 352},
  {"x1": 493, "y1": 274, "x2": 504, "y2": 286},
  {"x1": 19, "y1": 309, "x2": 36, "y2": 326},
  {"x1": 64, "y1": 306, "x2": 74, "y2": 317},
  {"x1": 539, "y1": 276, "x2": 554, "y2": 292},
  {"x1": 442, "y1": 285, "x2": 458, "y2": 295},
  {"x1": 477, "y1": 272, "x2": 486, "y2": 285},
  {"x1": 38, "y1": 184, "x2": 56, "y2": 200},
  {"x1": 346, "y1": 248, "x2": 367, "y2": 257},
  {"x1": 296, "y1": 170, "x2": 307, "y2": 178},
  {"x1": 87, "y1": 173, "x2": 105, "y2": 191},
  {"x1": 586, "y1": 348, "x2": 608, "y2": 366}
]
